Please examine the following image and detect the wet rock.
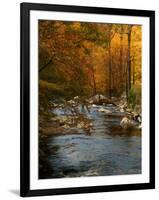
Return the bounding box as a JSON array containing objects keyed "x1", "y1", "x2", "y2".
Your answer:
[
  {"x1": 77, "y1": 121, "x2": 85, "y2": 129},
  {"x1": 107, "y1": 103, "x2": 113, "y2": 106},
  {"x1": 126, "y1": 108, "x2": 133, "y2": 113},
  {"x1": 98, "y1": 107, "x2": 111, "y2": 114},
  {"x1": 120, "y1": 117, "x2": 136, "y2": 129},
  {"x1": 120, "y1": 108, "x2": 125, "y2": 113},
  {"x1": 52, "y1": 103, "x2": 58, "y2": 108},
  {"x1": 89, "y1": 94, "x2": 115, "y2": 105},
  {"x1": 58, "y1": 103, "x2": 65, "y2": 108},
  {"x1": 51, "y1": 115, "x2": 75, "y2": 126},
  {"x1": 92, "y1": 104, "x2": 98, "y2": 108},
  {"x1": 132, "y1": 112, "x2": 142, "y2": 123},
  {"x1": 137, "y1": 124, "x2": 142, "y2": 129},
  {"x1": 89, "y1": 99, "x2": 94, "y2": 104},
  {"x1": 137, "y1": 116, "x2": 141, "y2": 123},
  {"x1": 67, "y1": 99, "x2": 76, "y2": 105},
  {"x1": 111, "y1": 97, "x2": 118, "y2": 102},
  {"x1": 84, "y1": 122, "x2": 93, "y2": 130},
  {"x1": 73, "y1": 96, "x2": 79, "y2": 100},
  {"x1": 51, "y1": 115, "x2": 68, "y2": 123},
  {"x1": 76, "y1": 121, "x2": 93, "y2": 129},
  {"x1": 117, "y1": 101, "x2": 127, "y2": 110},
  {"x1": 62, "y1": 124, "x2": 70, "y2": 129}
]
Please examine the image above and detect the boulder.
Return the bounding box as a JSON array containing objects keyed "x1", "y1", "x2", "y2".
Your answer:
[
  {"x1": 67, "y1": 99, "x2": 76, "y2": 105},
  {"x1": 132, "y1": 113, "x2": 142, "y2": 123},
  {"x1": 138, "y1": 124, "x2": 142, "y2": 129},
  {"x1": 120, "y1": 108, "x2": 125, "y2": 112},
  {"x1": 77, "y1": 121, "x2": 85, "y2": 129},
  {"x1": 92, "y1": 104, "x2": 98, "y2": 108},
  {"x1": 51, "y1": 115, "x2": 68, "y2": 124},
  {"x1": 62, "y1": 124, "x2": 70, "y2": 129},
  {"x1": 73, "y1": 96, "x2": 79, "y2": 100},
  {"x1": 98, "y1": 107, "x2": 111, "y2": 114},
  {"x1": 120, "y1": 117, "x2": 135, "y2": 129},
  {"x1": 89, "y1": 94, "x2": 115, "y2": 105}
]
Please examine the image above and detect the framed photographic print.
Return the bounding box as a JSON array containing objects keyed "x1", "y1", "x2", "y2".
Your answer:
[{"x1": 20, "y1": 2, "x2": 155, "y2": 197}]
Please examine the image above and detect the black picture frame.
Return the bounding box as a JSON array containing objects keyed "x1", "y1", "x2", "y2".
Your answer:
[{"x1": 20, "y1": 2, "x2": 155, "y2": 197}]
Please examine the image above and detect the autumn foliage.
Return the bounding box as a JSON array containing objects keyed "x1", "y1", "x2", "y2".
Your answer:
[{"x1": 39, "y1": 20, "x2": 141, "y2": 104}]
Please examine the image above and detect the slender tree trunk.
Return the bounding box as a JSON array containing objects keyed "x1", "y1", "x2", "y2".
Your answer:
[
  {"x1": 106, "y1": 24, "x2": 116, "y2": 98},
  {"x1": 124, "y1": 25, "x2": 133, "y2": 103},
  {"x1": 132, "y1": 57, "x2": 135, "y2": 85},
  {"x1": 125, "y1": 63, "x2": 129, "y2": 103},
  {"x1": 112, "y1": 59, "x2": 115, "y2": 93},
  {"x1": 108, "y1": 42, "x2": 112, "y2": 98},
  {"x1": 91, "y1": 67, "x2": 97, "y2": 95},
  {"x1": 120, "y1": 27, "x2": 124, "y2": 91},
  {"x1": 108, "y1": 25, "x2": 112, "y2": 98},
  {"x1": 92, "y1": 67, "x2": 97, "y2": 95},
  {"x1": 127, "y1": 26, "x2": 132, "y2": 91}
]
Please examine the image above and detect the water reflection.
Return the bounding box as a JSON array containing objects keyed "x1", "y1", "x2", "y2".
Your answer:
[{"x1": 47, "y1": 105, "x2": 141, "y2": 178}]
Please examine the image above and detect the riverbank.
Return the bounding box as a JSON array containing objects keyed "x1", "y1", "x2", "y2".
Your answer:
[
  {"x1": 44, "y1": 103, "x2": 141, "y2": 178},
  {"x1": 39, "y1": 100, "x2": 141, "y2": 179},
  {"x1": 39, "y1": 94, "x2": 141, "y2": 136}
]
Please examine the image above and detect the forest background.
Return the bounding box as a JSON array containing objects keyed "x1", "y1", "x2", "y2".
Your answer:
[{"x1": 39, "y1": 20, "x2": 142, "y2": 115}]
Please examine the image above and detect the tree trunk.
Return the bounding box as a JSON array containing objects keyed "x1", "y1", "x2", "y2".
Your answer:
[
  {"x1": 92, "y1": 67, "x2": 97, "y2": 95},
  {"x1": 124, "y1": 25, "x2": 132, "y2": 103},
  {"x1": 108, "y1": 25, "x2": 113, "y2": 98},
  {"x1": 132, "y1": 57, "x2": 135, "y2": 85},
  {"x1": 127, "y1": 26, "x2": 132, "y2": 91},
  {"x1": 105, "y1": 24, "x2": 116, "y2": 98},
  {"x1": 125, "y1": 65, "x2": 129, "y2": 103},
  {"x1": 108, "y1": 42, "x2": 112, "y2": 98},
  {"x1": 120, "y1": 26, "x2": 124, "y2": 90}
]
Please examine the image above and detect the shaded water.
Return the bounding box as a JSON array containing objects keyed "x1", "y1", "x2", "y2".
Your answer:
[{"x1": 46, "y1": 104, "x2": 141, "y2": 178}]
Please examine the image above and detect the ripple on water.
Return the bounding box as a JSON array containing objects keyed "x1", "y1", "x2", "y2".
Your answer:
[{"x1": 46, "y1": 105, "x2": 141, "y2": 178}]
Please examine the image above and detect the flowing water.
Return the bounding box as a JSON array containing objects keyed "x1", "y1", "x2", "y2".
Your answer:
[{"x1": 46, "y1": 104, "x2": 141, "y2": 178}]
